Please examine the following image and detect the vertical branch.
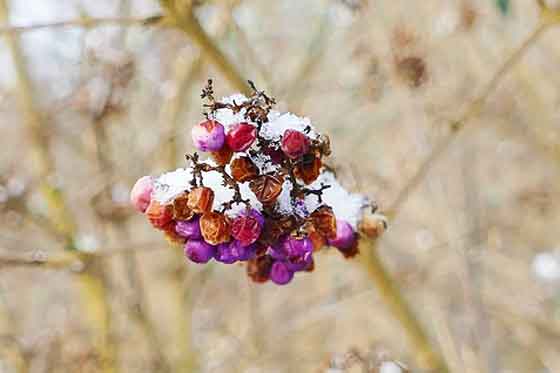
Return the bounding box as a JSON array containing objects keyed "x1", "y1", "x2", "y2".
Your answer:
[
  {"x1": 0, "y1": 2, "x2": 117, "y2": 373},
  {"x1": 160, "y1": 0, "x2": 251, "y2": 96},
  {"x1": 359, "y1": 239, "x2": 450, "y2": 372}
]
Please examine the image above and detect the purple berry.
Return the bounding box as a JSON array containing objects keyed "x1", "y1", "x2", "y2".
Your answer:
[
  {"x1": 282, "y1": 236, "x2": 313, "y2": 257},
  {"x1": 215, "y1": 242, "x2": 237, "y2": 264},
  {"x1": 191, "y1": 120, "x2": 225, "y2": 152},
  {"x1": 328, "y1": 219, "x2": 356, "y2": 250},
  {"x1": 184, "y1": 240, "x2": 215, "y2": 264},
  {"x1": 286, "y1": 251, "x2": 313, "y2": 272},
  {"x1": 175, "y1": 216, "x2": 202, "y2": 239},
  {"x1": 270, "y1": 261, "x2": 294, "y2": 285}
]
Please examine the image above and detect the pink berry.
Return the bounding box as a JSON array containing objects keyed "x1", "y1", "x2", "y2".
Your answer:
[
  {"x1": 191, "y1": 120, "x2": 225, "y2": 152},
  {"x1": 226, "y1": 122, "x2": 257, "y2": 152},
  {"x1": 130, "y1": 176, "x2": 153, "y2": 213},
  {"x1": 281, "y1": 129, "x2": 310, "y2": 159},
  {"x1": 231, "y1": 209, "x2": 264, "y2": 247}
]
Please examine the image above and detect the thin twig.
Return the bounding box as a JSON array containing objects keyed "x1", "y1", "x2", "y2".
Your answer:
[
  {"x1": 359, "y1": 239, "x2": 450, "y2": 372},
  {"x1": 387, "y1": 19, "x2": 553, "y2": 218}
]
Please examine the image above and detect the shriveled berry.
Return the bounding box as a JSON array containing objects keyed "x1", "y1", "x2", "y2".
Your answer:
[
  {"x1": 307, "y1": 224, "x2": 327, "y2": 251},
  {"x1": 247, "y1": 255, "x2": 273, "y2": 283},
  {"x1": 199, "y1": 211, "x2": 231, "y2": 245},
  {"x1": 145, "y1": 200, "x2": 173, "y2": 229},
  {"x1": 281, "y1": 129, "x2": 310, "y2": 159},
  {"x1": 130, "y1": 176, "x2": 153, "y2": 213},
  {"x1": 210, "y1": 144, "x2": 234, "y2": 166},
  {"x1": 310, "y1": 206, "x2": 337, "y2": 240},
  {"x1": 184, "y1": 240, "x2": 215, "y2": 263},
  {"x1": 230, "y1": 156, "x2": 259, "y2": 182},
  {"x1": 263, "y1": 146, "x2": 285, "y2": 164},
  {"x1": 294, "y1": 153, "x2": 321, "y2": 184},
  {"x1": 231, "y1": 209, "x2": 264, "y2": 246},
  {"x1": 328, "y1": 219, "x2": 356, "y2": 250},
  {"x1": 172, "y1": 192, "x2": 195, "y2": 220},
  {"x1": 191, "y1": 120, "x2": 225, "y2": 152},
  {"x1": 162, "y1": 221, "x2": 186, "y2": 244},
  {"x1": 226, "y1": 122, "x2": 256, "y2": 152},
  {"x1": 270, "y1": 261, "x2": 294, "y2": 285},
  {"x1": 249, "y1": 174, "x2": 284, "y2": 205},
  {"x1": 175, "y1": 216, "x2": 202, "y2": 240},
  {"x1": 187, "y1": 187, "x2": 214, "y2": 214}
]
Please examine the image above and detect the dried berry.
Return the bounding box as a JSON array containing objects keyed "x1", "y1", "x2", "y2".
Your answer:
[
  {"x1": 281, "y1": 129, "x2": 310, "y2": 159},
  {"x1": 175, "y1": 216, "x2": 202, "y2": 240},
  {"x1": 263, "y1": 146, "x2": 285, "y2": 164},
  {"x1": 270, "y1": 261, "x2": 294, "y2": 285},
  {"x1": 130, "y1": 175, "x2": 153, "y2": 213},
  {"x1": 163, "y1": 221, "x2": 186, "y2": 244},
  {"x1": 187, "y1": 187, "x2": 214, "y2": 213},
  {"x1": 230, "y1": 156, "x2": 259, "y2": 183},
  {"x1": 226, "y1": 122, "x2": 257, "y2": 152},
  {"x1": 310, "y1": 206, "x2": 337, "y2": 240},
  {"x1": 172, "y1": 192, "x2": 195, "y2": 220},
  {"x1": 231, "y1": 209, "x2": 264, "y2": 246},
  {"x1": 191, "y1": 119, "x2": 225, "y2": 151},
  {"x1": 199, "y1": 211, "x2": 231, "y2": 245},
  {"x1": 247, "y1": 255, "x2": 273, "y2": 283},
  {"x1": 328, "y1": 219, "x2": 356, "y2": 250},
  {"x1": 307, "y1": 224, "x2": 327, "y2": 251},
  {"x1": 184, "y1": 240, "x2": 216, "y2": 264},
  {"x1": 249, "y1": 174, "x2": 284, "y2": 205},
  {"x1": 145, "y1": 200, "x2": 173, "y2": 229},
  {"x1": 211, "y1": 144, "x2": 234, "y2": 166},
  {"x1": 294, "y1": 153, "x2": 322, "y2": 184}
]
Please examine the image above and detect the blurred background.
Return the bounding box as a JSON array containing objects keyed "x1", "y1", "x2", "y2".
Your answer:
[{"x1": 1, "y1": 0, "x2": 560, "y2": 372}]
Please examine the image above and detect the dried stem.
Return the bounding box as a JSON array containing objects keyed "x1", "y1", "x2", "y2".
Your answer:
[
  {"x1": 359, "y1": 239, "x2": 450, "y2": 372},
  {"x1": 387, "y1": 16, "x2": 556, "y2": 219}
]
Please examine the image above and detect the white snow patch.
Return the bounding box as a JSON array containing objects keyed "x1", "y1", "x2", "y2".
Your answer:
[{"x1": 532, "y1": 252, "x2": 560, "y2": 282}]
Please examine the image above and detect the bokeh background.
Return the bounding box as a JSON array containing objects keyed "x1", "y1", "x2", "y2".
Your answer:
[{"x1": 1, "y1": 0, "x2": 560, "y2": 372}]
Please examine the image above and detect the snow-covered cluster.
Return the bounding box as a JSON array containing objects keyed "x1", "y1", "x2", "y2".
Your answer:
[{"x1": 130, "y1": 81, "x2": 377, "y2": 285}]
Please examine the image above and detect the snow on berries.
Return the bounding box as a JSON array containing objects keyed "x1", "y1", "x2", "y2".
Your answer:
[{"x1": 131, "y1": 80, "x2": 382, "y2": 285}]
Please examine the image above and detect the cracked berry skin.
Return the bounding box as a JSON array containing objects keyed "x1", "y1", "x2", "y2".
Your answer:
[
  {"x1": 175, "y1": 216, "x2": 202, "y2": 240},
  {"x1": 226, "y1": 122, "x2": 257, "y2": 152},
  {"x1": 281, "y1": 129, "x2": 310, "y2": 159},
  {"x1": 184, "y1": 240, "x2": 216, "y2": 264},
  {"x1": 130, "y1": 176, "x2": 153, "y2": 213},
  {"x1": 270, "y1": 261, "x2": 294, "y2": 285},
  {"x1": 231, "y1": 209, "x2": 264, "y2": 247},
  {"x1": 328, "y1": 219, "x2": 356, "y2": 250},
  {"x1": 145, "y1": 200, "x2": 173, "y2": 229},
  {"x1": 191, "y1": 120, "x2": 225, "y2": 152}
]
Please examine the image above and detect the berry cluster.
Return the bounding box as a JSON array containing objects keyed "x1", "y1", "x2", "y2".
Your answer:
[{"x1": 130, "y1": 81, "x2": 375, "y2": 285}]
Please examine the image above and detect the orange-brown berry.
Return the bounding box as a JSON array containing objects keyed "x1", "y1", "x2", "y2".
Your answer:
[
  {"x1": 310, "y1": 206, "x2": 337, "y2": 240},
  {"x1": 199, "y1": 211, "x2": 231, "y2": 245},
  {"x1": 294, "y1": 154, "x2": 322, "y2": 184},
  {"x1": 172, "y1": 192, "x2": 195, "y2": 220},
  {"x1": 249, "y1": 175, "x2": 284, "y2": 205},
  {"x1": 187, "y1": 187, "x2": 214, "y2": 213},
  {"x1": 210, "y1": 144, "x2": 234, "y2": 166},
  {"x1": 230, "y1": 156, "x2": 259, "y2": 182}
]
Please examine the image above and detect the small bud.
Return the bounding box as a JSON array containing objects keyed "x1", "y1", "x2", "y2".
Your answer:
[
  {"x1": 210, "y1": 144, "x2": 234, "y2": 166},
  {"x1": 310, "y1": 206, "x2": 337, "y2": 240},
  {"x1": 184, "y1": 240, "x2": 216, "y2": 263},
  {"x1": 270, "y1": 261, "x2": 294, "y2": 285},
  {"x1": 145, "y1": 200, "x2": 173, "y2": 229},
  {"x1": 187, "y1": 187, "x2": 214, "y2": 213},
  {"x1": 247, "y1": 254, "x2": 273, "y2": 283},
  {"x1": 200, "y1": 211, "x2": 231, "y2": 245},
  {"x1": 231, "y1": 209, "x2": 264, "y2": 246},
  {"x1": 328, "y1": 219, "x2": 356, "y2": 250},
  {"x1": 191, "y1": 120, "x2": 225, "y2": 151},
  {"x1": 175, "y1": 216, "x2": 202, "y2": 239},
  {"x1": 230, "y1": 156, "x2": 259, "y2": 182},
  {"x1": 249, "y1": 175, "x2": 284, "y2": 205},
  {"x1": 226, "y1": 122, "x2": 257, "y2": 152},
  {"x1": 294, "y1": 153, "x2": 322, "y2": 184},
  {"x1": 281, "y1": 129, "x2": 310, "y2": 159},
  {"x1": 172, "y1": 192, "x2": 195, "y2": 220},
  {"x1": 130, "y1": 176, "x2": 153, "y2": 213}
]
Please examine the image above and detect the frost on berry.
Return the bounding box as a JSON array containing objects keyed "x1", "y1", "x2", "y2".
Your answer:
[{"x1": 133, "y1": 79, "x2": 385, "y2": 286}]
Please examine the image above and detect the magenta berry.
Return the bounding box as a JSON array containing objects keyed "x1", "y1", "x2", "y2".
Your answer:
[
  {"x1": 328, "y1": 219, "x2": 356, "y2": 250},
  {"x1": 191, "y1": 120, "x2": 225, "y2": 152},
  {"x1": 184, "y1": 240, "x2": 216, "y2": 264},
  {"x1": 175, "y1": 216, "x2": 202, "y2": 240},
  {"x1": 215, "y1": 242, "x2": 238, "y2": 264},
  {"x1": 226, "y1": 122, "x2": 256, "y2": 152},
  {"x1": 281, "y1": 129, "x2": 310, "y2": 159},
  {"x1": 270, "y1": 261, "x2": 294, "y2": 285},
  {"x1": 130, "y1": 176, "x2": 153, "y2": 213}
]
